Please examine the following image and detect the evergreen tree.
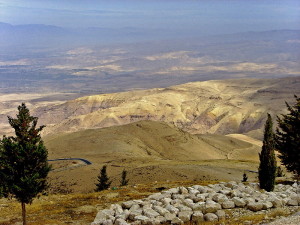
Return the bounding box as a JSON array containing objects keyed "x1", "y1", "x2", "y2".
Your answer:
[
  {"x1": 120, "y1": 169, "x2": 129, "y2": 186},
  {"x1": 0, "y1": 103, "x2": 51, "y2": 225},
  {"x1": 242, "y1": 172, "x2": 248, "y2": 182},
  {"x1": 258, "y1": 113, "x2": 277, "y2": 191},
  {"x1": 275, "y1": 95, "x2": 300, "y2": 179},
  {"x1": 95, "y1": 165, "x2": 111, "y2": 191}
]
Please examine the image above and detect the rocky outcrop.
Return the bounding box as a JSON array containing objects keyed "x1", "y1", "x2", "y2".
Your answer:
[{"x1": 91, "y1": 182, "x2": 299, "y2": 225}]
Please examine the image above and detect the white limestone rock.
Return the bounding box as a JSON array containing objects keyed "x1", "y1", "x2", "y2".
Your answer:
[
  {"x1": 179, "y1": 187, "x2": 189, "y2": 194},
  {"x1": 178, "y1": 210, "x2": 193, "y2": 222},
  {"x1": 177, "y1": 204, "x2": 192, "y2": 212},
  {"x1": 247, "y1": 202, "x2": 263, "y2": 212},
  {"x1": 143, "y1": 208, "x2": 160, "y2": 218},
  {"x1": 212, "y1": 193, "x2": 228, "y2": 203},
  {"x1": 164, "y1": 212, "x2": 177, "y2": 221},
  {"x1": 134, "y1": 215, "x2": 151, "y2": 223},
  {"x1": 269, "y1": 197, "x2": 283, "y2": 208},
  {"x1": 110, "y1": 204, "x2": 123, "y2": 215},
  {"x1": 192, "y1": 202, "x2": 205, "y2": 211},
  {"x1": 287, "y1": 198, "x2": 298, "y2": 206},
  {"x1": 122, "y1": 201, "x2": 135, "y2": 209},
  {"x1": 128, "y1": 209, "x2": 143, "y2": 220},
  {"x1": 222, "y1": 200, "x2": 235, "y2": 209},
  {"x1": 205, "y1": 200, "x2": 222, "y2": 213},
  {"x1": 183, "y1": 199, "x2": 194, "y2": 208},
  {"x1": 191, "y1": 211, "x2": 204, "y2": 222},
  {"x1": 102, "y1": 220, "x2": 113, "y2": 225},
  {"x1": 114, "y1": 219, "x2": 130, "y2": 225},
  {"x1": 171, "y1": 217, "x2": 184, "y2": 225},
  {"x1": 168, "y1": 187, "x2": 180, "y2": 194},
  {"x1": 93, "y1": 209, "x2": 115, "y2": 224},
  {"x1": 216, "y1": 210, "x2": 226, "y2": 220},
  {"x1": 204, "y1": 213, "x2": 218, "y2": 221},
  {"x1": 161, "y1": 197, "x2": 172, "y2": 205},
  {"x1": 155, "y1": 215, "x2": 167, "y2": 224},
  {"x1": 153, "y1": 205, "x2": 169, "y2": 216},
  {"x1": 262, "y1": 201, "x2": 273, "y2": 210},
  {"x1": 165, "y1": 204, "x2": 179, "y2": 214},
  {"x1": 148, "y1": 192, "x2": 165, "y2": 201},
  {"x1": 188, "y1": 188, "x2": 199, "y2": 196},
  {"x1": 232, "y1": 197, "x2": 246, "y2": 207},
  {"x1": 129, "y1": 204, "x2": 141, "y2": 212}
]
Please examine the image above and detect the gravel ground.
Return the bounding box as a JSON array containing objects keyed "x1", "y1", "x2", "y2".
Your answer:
[{"x1": 264, "y1": 212, "x2": 300, "y2": 225}]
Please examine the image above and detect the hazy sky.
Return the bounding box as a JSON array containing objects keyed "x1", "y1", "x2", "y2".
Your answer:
[{"x1": 0, "y1": 0, "x2": 299, "y2": 34}]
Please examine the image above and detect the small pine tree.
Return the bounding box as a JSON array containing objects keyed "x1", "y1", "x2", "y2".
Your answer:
[
  {"x1": 120, "y1": 169, "x2": 129, "y2": 186},
  {"x1": 242, "y1": 172, "x2": 248, "y2": 182},
  {"x1": 0, "y1": 103, "x2": 51, "y2": 225},
  {"x1": 258, "y1": 113, "x2": 277, "y2": 191},
  {"x1": 95, "y1": 165, "x2": 111, "y2": 191},
  {"x1": 276, "y1": 95, "x2": 300, "y2": 179}
]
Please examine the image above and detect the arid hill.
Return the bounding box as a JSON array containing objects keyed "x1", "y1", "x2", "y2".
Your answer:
[
  {"x1": 33, "y1": 77, "x2": 300, "y2": 139},
  {"x1": 45, "y1": 120, "x2": 261, "y2": 192},
  {"x1": 45, "y1": 120, "x2": 257, "y2": 161}
]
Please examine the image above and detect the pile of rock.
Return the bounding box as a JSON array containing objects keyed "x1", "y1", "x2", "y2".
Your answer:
[{"x1": 91, "y1": 181, "x2": 300, "y2": 225}]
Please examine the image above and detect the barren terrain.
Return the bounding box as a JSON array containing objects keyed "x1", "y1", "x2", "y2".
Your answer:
[
  {"x1": 32, "y1": 76, "x2": 300, "y2": 140},
  {"x1": 1, "y1": 77, "x2": 298, "y2": 193},
  {"x1": 43, "y1": 120, "x2": 261, "y2": 193}
]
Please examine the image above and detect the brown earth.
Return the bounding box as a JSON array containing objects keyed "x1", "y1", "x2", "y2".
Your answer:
[
  {"x1": 45, "y1": 120, "x2": 261, "y2": 193},
  {"x1": 31, "y1": 76, "x2": 300, "y2": 139},
  {"x1": 1, "y1": 77, "x2": 299, "y2": 139}
]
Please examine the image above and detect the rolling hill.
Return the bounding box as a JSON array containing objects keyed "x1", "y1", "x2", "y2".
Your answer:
[
  {"x1": 45, "y1": 120, "x2": 261, "y2": 192},
  {"x1": 45, "y1": 120, "x2": 257, "y2": 161}
]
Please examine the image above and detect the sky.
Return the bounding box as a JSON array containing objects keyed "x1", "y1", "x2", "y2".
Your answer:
[{"x1": 0, "y1": 0, "x2": 300, "y2": 35}]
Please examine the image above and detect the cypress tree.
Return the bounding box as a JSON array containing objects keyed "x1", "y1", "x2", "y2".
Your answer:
[
  {"x1": 120, "y1": 169, "x2": 129, "y2": 186},
  {"x1": 0, "y1": 103, "x2": 51, "y2": 225},
  {"x1": 258, "y1": 113, "x2": 277, "y2": 191},
  {"x1": 275, "y1": 95, "x2": 300, "y2": 179},
  {"x1": 95, "y1": 165, "x2": 111, "y2": 191}
]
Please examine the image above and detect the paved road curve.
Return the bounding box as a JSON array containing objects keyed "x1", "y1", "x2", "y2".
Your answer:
[{"x1": 48, "y1": 158, "x2": 92, "y2": 165}]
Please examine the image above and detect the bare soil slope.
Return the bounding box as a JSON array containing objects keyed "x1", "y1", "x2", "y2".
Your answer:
[
  {"x1": 45, "y1": 120, "x2": 256, "y2": 161},
  {"x1": 34, "y1": 77, "x2": 300, "y2": 139},
  {"x1": 45, "y1": 120, "x2": 260, "y2": 192}
]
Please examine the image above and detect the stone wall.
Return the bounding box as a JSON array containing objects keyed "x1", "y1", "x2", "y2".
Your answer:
[{"x1": 91, "y1": 181, "x2": 300, "y2": 225}]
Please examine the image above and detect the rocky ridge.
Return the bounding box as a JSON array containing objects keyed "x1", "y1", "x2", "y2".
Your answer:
[
  {"x1": 91, "y1": 182, "x2": 300, "y2": 225},
  {"x1": 32, "y1": 77, "x2": 300, "y2": 139}
]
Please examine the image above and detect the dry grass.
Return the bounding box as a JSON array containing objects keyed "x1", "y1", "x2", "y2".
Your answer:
[
  {"x1": 1, "y1": 180, "x2": 298, "y2": 225},
  {"x1": 0, "y1": 180, "x2": 218, "y2": 225}
]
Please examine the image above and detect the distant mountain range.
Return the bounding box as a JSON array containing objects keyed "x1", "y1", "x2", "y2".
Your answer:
[
  {"x1": 1, "y1": 22, "x2": 300, "y2": 48},
  {"x1": 0, "y1": 22, "x2": 200, "y2": 47}
]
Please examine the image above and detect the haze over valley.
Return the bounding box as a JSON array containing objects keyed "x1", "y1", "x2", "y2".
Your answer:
[{"x1": 1, "y1": 27, "x2": 300, "y2": 94}]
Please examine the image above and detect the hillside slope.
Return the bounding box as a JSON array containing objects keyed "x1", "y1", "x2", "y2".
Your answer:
[
  {"x1": 44, "y1": 120, "x2": 261, "y2": 192},
  {"x1": 36, "y1": 77, "x2": 300, "y2": 139},
  {"x1": 45, "y1": 120, "x2": 257, "y2": 162}
]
